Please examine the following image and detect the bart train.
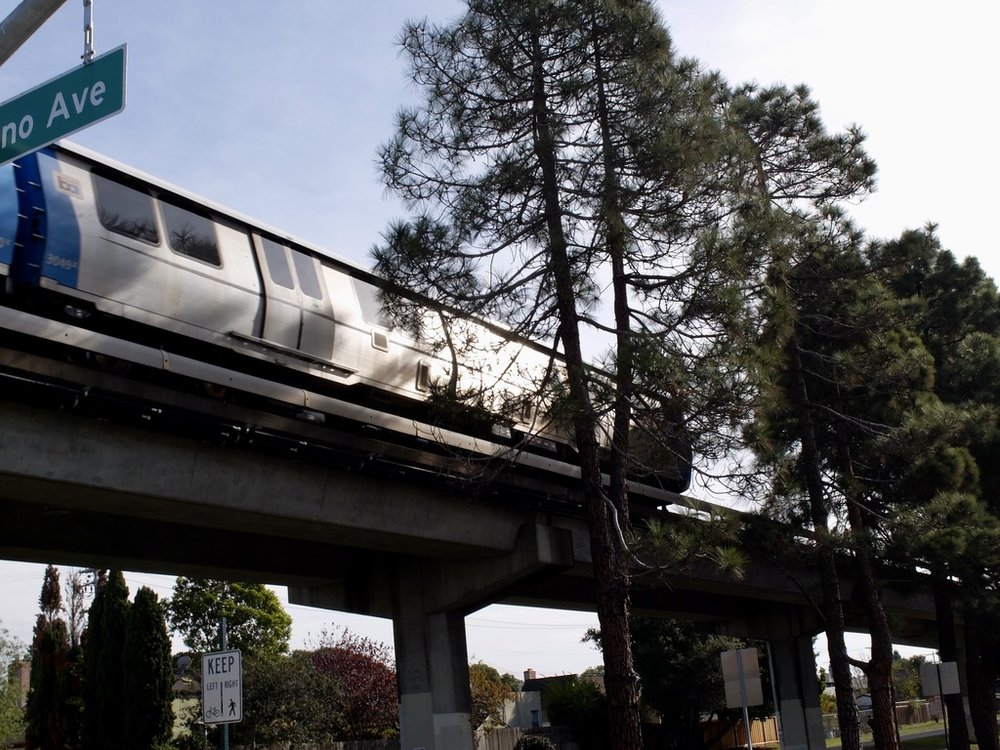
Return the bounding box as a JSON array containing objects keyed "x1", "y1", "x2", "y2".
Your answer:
[{"x1": 0, "y1": 142, "x2": 690, "y2": 502}]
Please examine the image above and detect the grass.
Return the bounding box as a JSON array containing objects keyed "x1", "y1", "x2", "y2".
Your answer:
[
  {"x1": 900, "y1": 737, "x2": 951, "y2": 750},
  {"x1": 826, "y1": 721, "x2": 949, "y2": 749}
]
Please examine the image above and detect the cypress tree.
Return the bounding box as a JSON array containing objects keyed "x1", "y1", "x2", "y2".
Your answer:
[
  {"x1": 81, "y1": 570, "x2": 130, "y2": 750},
  {"x1": 123, "y1": 587, "x2": 173, "y2": 749},
  {"x1": 24, "y1": 565, "x2": 75, "y2": 750}
]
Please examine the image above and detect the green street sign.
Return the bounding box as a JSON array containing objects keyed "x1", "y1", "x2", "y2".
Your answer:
[{"x1": 0, "y1": 44, "x2": 126, "y2": 166}]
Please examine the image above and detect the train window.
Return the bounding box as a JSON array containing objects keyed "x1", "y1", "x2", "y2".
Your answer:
[
  {"x1": 416, "y1": 361, "x2": 432, "y2": 391},
  {"x1": 261, "y1": 237, "x2": 294, "y2": 289},
  {"x1": 290, "y1": 249, "x2": 322, "y2": 300},
  {"x1": 353, "y1": 278, "x2": 392, "y2": 328},
  {"x1": 161, "y1": 201, "x2": 220, "y2": 266},
  {"x1": 92, "y1": 173, "x2": 159, "y2": 244}
]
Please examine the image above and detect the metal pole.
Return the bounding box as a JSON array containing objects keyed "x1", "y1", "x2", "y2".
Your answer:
[
  {"x1": 938, "y1": 665, "x2": 950, "y2": 750},
  {"x1": 0, "y1": 0, "x2": 69, "y2": 67},
  {"x1": 81, "y1": 0, "x2": 93, "y2": 62},
  {"x1": 737, "y1": 652, "x2": 754, "y2": 750},
  {"x1": 220, "y1": 617, "x2": 229, "y2": 750},
  {"x1": 765, "y1": 644, "x2": 783, "y2": 748}
]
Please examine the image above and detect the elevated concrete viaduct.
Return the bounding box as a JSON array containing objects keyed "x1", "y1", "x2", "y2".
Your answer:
[{"x1": 0, "y1": 351, "x2": 941, "y2": 750}]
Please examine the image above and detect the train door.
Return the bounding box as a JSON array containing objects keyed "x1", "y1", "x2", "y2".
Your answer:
[
  {"x1": 255, "y1": 237, "x2": 335, "y2": 361},
  {"x1": 256, "y1": 236, "x2": 302, "y2": 351},
  {"x1": 289, "y1": 247, "x2": 335, "y2": 360}
]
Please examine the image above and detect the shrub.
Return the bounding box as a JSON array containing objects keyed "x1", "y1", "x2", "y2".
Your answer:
[
  {"x1": 543, "y1": 678, "x2": 609, "y2": 750},
  {"x1": 514, "y1": 735, "x2": 557, "y2": 750}
]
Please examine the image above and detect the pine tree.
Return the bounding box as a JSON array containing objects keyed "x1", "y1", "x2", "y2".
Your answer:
[
  {"x1": 723, "y1": 82, "x2": 905, "y2": 750},
  {"x1": 869, "y1": 228, "x2": 1000, "y2": 750},
  {"x1": 123, "y1": 587, "x2": 173, "y2": 749},
  {"x1": 376, "y1": 3, "x2": 745, "y2": 745}
]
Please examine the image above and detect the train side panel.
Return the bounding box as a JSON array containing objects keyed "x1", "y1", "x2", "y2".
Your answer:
[
  {"x1": 26, "y1": 149, "x2": 264, "y2": 345},
  {"x1": 321, "y1": 268, "x2": 418, "y2": 394}
]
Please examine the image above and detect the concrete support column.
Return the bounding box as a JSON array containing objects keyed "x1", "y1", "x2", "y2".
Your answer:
[
  {"x1": 768, "y1": 634, "x2": 826, "y2": 750},
  {"x1": 393, "y1": 568, "x2": 475, "y2": 750},
  {"x1": 289, "y1": 523, "x2": 574, "y2": 750}
]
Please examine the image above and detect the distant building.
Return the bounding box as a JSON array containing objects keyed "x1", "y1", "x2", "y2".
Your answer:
[
  {"x1": 9, "y1": 659, "x2": 29, "y2": 709},
  {"x1": 505, "y1": 668, "x2": 591, "y2": 730}
]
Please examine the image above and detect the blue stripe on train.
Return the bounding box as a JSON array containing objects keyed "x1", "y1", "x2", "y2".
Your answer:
[
  {"x1": 36, "y1": 149, "x2": 81, "y2": 288},
  {"x1": 0, "y1": 163, "x2": 17, "y2": 274},
  {"x1": 11, "y1": 151, "x2": 44, "y2": 287}
]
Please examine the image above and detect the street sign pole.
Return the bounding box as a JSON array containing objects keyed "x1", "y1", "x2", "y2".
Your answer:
[
  {"x1": 722, "y1": 648, "x2": 764, "y2": 750},
  {"x1": 221, "y1": 618, "x2": 229, "y2": 750},
  {"x1": 737, "y1": 655, "x2": 753, "y2": 750}
]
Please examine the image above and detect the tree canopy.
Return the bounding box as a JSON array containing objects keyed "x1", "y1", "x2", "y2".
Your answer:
[
  {"x1": 376, "y1": 2, "x2": 759, "y2": 745},
  {"x1": 166, "y1": 577, "x2": 292, "y2": 657},
  {"x1": 25, "y1": 565, "x2": 78, "y2": 750},
  {"x1": 309, "y1": 627, "x2": 399, "y2": 740},
  {"x1": 0, "y1": 625, "x2": 26, "y2": 749},
  {"x1": 469, "y1": 662, "x2": 515, "y2": 730}
]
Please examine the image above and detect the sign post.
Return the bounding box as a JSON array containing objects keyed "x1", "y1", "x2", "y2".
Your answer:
[
  {"x1": 0, "y1": 43, "x2": 126, "y2": 166},
  {"x1": 920, "y1": 661, "x2": 960, "y2": 750},
  {"x1": 722, "y1": 648, "x2": 763, "y2": 750}
]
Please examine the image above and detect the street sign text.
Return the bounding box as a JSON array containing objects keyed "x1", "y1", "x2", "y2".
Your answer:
[
  {"x1": 0, "y1": 44, "x2": 126, "y2": 166},
  {"x1": 201, "y1": 649, "x2": 243, "y2": 725}
]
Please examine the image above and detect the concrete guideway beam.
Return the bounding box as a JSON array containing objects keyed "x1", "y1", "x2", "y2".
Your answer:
[
  {"x1": 0, "y1": 379, "x2": 943, "y2": 750},
  {"x1": 288, "y1": 521, "x2": 576, "y2": 618},
  {"x1": 0, "y1": 399, "x2": 533, "y2": 561}
]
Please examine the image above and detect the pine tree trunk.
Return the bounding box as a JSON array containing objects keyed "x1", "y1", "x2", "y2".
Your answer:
[
  {"x1": 807, "y1": 369, "x2": 900, "y2": 750},
  {"x1": 528, "y1": 17, "x2": 643, "y2": 750},
  {"x1": 788, "y1": 338, "x2": 861, "y2": 750},
  {"x1": 834, "y1": 422, "x2": 900, "y2": 750},
  {"x1": 850, "y1": 542, "x2": 899, "y2": 750},
  {"x1": 965, "y1": 609, "x2": 1000, "y2": 750},
  {"x1": 931, "y1": 574, "x2": 971, "y2": 750}
]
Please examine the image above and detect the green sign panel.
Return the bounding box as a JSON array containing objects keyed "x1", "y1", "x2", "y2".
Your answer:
[{"x1": 0, "y1": 44, "x2": 126, "y2": 166}]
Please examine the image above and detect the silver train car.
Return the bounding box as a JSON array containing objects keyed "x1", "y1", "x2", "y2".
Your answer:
[{"x1": 0, "y1": 142, "x2": 690, "y2": 501}]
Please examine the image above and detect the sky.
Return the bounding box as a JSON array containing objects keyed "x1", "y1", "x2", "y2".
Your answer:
[{"x1": 2, "y1": 0, "x2": 996, "y2": 678}]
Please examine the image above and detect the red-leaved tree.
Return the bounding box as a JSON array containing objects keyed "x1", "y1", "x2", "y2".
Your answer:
[{"x1": 310, "y1": 628, "x2": 398, "y2": 740}]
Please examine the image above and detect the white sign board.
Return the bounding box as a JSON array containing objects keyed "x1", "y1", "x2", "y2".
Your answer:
[
  {"x1": 721, "y1": 647, "x2": 764, "y2": 708},
  {"x1": 920, "y1": 661, "x2": 960, "y2": 697},
  {"x1": 201, "y1": 649, "x2": 243, "y2": 724}
]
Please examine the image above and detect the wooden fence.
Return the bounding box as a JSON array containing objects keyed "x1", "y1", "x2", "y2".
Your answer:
[{"x1": 702, "y1": 717, "x2": 780, "y2": 749}]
